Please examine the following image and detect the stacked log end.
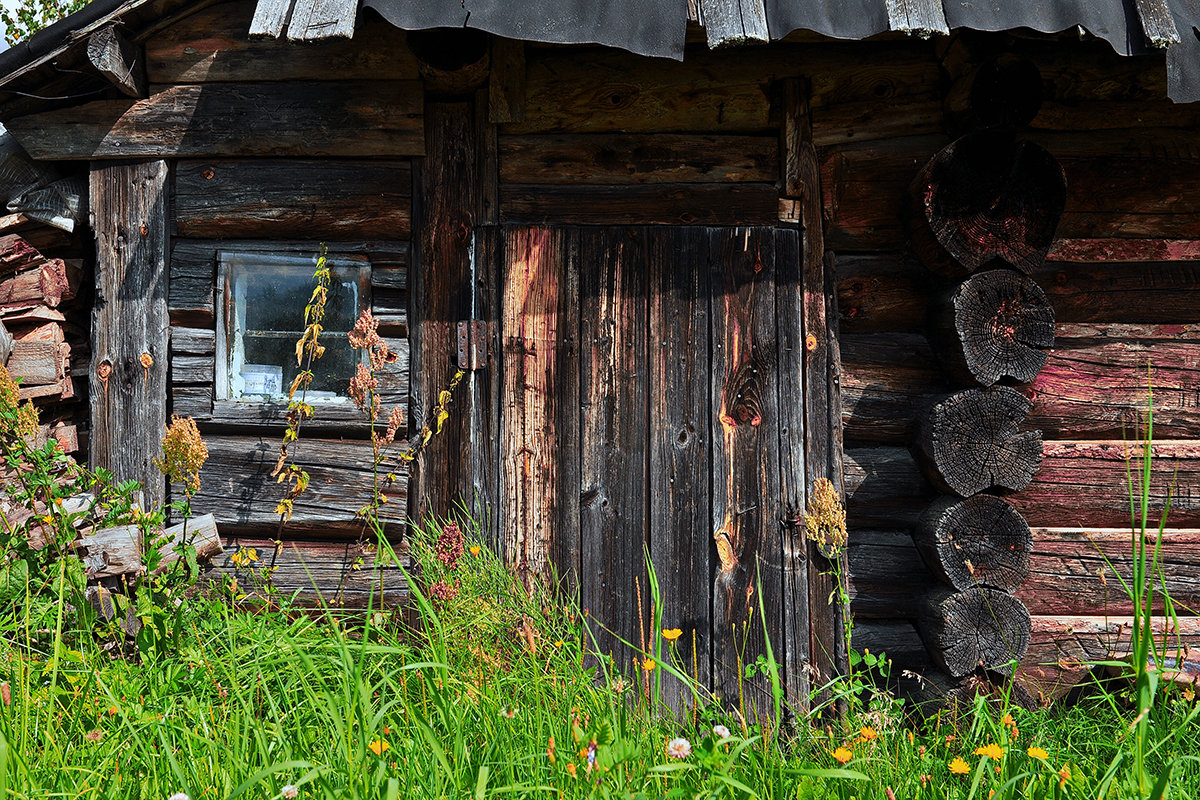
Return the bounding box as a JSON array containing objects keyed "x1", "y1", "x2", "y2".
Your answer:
[
  {"x1": 902, "y1": 62, "x2": 1060, "y2": 695},
  {"x1": 0, "y1": 214, "x2": 87, "y2": 454}
]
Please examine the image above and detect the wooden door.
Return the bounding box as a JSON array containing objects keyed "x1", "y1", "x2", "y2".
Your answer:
[{"x1": 499, "y1": 225, "x2": 835, "y2": 716}]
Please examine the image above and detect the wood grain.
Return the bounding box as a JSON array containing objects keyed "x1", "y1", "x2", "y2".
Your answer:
[
  {"x1": 175, "y1": 160, "x2": 412, "y2": 240},
  {"x1": 89, "y1": 160, "x2": 169, "y2": 508},
  {"x1": 501, "y1": 184, "x2": 780, "y2": 227},
  {"x1": 6, "y1": 82, "x2": 423, "y2": 159}
]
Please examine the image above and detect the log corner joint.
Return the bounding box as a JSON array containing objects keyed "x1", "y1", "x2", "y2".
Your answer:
[{"x1": 86, "y1": 24, "x2": 146, "y2": 99}]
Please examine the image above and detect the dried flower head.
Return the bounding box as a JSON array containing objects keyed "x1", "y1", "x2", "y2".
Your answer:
[
  {"x1": 85, "y1": 729, "x2": 104, "y2": 742},
  {"x1": 348, "y1": 363, "x2": 379, "y2": 414},
  {"x1": 435, "y1": 521, "x2": 466, "y2": 569},
  {"x1": 348, "y1": 309, "x2": 381, "y2": 350},
  {"x1": 804, "y1": 477, "x2": 847, "y2": 556},
  {"x1": 429, "y1": 579, "x2": 459, "y2": 605},
  {"x1": 155, "y1": 416, "x2": 208, "y2": 493},
  {"x1": 713, "y1": 724, "x2": 731, "y2": 739}
]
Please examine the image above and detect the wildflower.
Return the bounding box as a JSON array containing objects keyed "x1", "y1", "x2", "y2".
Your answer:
[
  {"x1": 919, "y1": 774, "x2": 931, "y2": 788},
  {"x1": 974, "y1": 743, "x2": 1005, "y2": 760},
  {"x1": 348, "y1": 363, "x2": 379, "y2": 414},
  {"x1": 1001, "y1": 713, "x2": 1015, "y2": 727},
  {"x1": 469, "y1": 545, "x2": 481, "y2": 556},
  {"x1": 108, "y1": 705, "x2": 119, "y2": 716},
  {"x1": 155, "y1": 416, "x2": 208, "y2": 493},
  {"x1": 713, "y1": 724, "x2": 731, "y2": 739},
  {"x1": 858, "y1": 726, "x2": 879, "y2": 742},
  {"x1": 586, "y1": 740, "x2": 598, "y2": 771},
  {"x1": 168, "y1": 793, "x2": 190, "y2": 800},
  {"x1": 1058, "y1": 766, "x2": 1071, "y2": 787},
  {"x1": 949, "y1": 757, "x2": 970, "y2": 775},
  {"x1": 500, "y1": 706, "x2": 517, "y2": 719},
  {"x1": 1027, "y1": 746, "x2": 1049, "y2": 760},
  {"x1": 642, "y1": 658, "x2": 656, "y2": 672},
  {"x1": 661, "y1": 628, "x2": 683, "y2": 641},
  {"x1": 546, "y1": 736, "x2": 556, "y2": 763},
  {"x1": 435, "y1": 521, "x2": 465, "y2": 569},
  {"x1": 907, "y1": 730, "x2": 914, "y2": 745},
  {"x1": 831, "y1": 747, "x2": 853, "y2": 764},
  {"x1": 554, "y1": 640, "x2": 564, "y2": 648},
  {"x1": 611, "y1": 677, "x2": 630, "y2": 694},
  {"x1": 230, "y1": 548, "x2": 259, "y2": 568},
  {"x1": 565, "y1": 763, "x2": 577, "y2": 779},
  {"x1": 368, "y1": 740, "x2": 390, "y2": 756},
  {"x1": 666, "y1": 738, "x2": 692, "y2": 759},
  {"x1": 429, "y1": 579, "x2": 459, "y2": 605},
  {"x1": 85, "y1": 729, "x2": 104, "y2": 742},
  {"x1": 281, "y1": 786, "x2": 299, "y2": 799}
]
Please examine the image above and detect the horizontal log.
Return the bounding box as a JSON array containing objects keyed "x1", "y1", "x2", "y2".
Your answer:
[
  {"x1": 171, "y1": 384, "x2": 212, "y2": 417},
  {"x1": 170, "y1": 326, "x2": 215, "y2": 356},
  {"x1": 151, "y1": 513, "x2": 225, "y2": 575},
  {"x1": 170, "y1": 354, "x2": 213, "y2": 385},
  {"x1": 1047, "y1": 238, "x2": 1200, "y2": 262},
  {"x1": 834, "y1": 254, "x2": 933, "y2": 333},
  {"x1": 5, "y1": 82, "x2": 424, "y2": 160},
  {"x1": 175, "y1": 160, "x2": 412, "y2": 240},
  {"x1": 812, "y1": 96, "x2": 944, "y2": 148},
  {"x1": 1018, "y1": 615, "x2": 1200, "y2": 703},
  {"x1": 498, "y1": 134, "x2": 778, "y2": 184},
  {"x1": 850, "y1": 527, "x2": 1200, "y2": 618},
  {"x1": 500, "y1": 183, "x2": 780, "y2": 226},
  {"x1": 178, "y1": 434, "x2": 409, "y2": 535},
  {"x1": 145, "y1": 0, "x2": 419, "y2": 83},
  {"x1": 841, "y1": 329, "x2": 1200, "y2": 442},
  {"x1": 169, "y1": 239, "x2": 410, "y2": 327},
  {"x1": 821, "y1": 136, "x2": 1200, "y2": 251},
  {"x1": 202, "y1": 536, "x2": 410, "y2": 607},
  {"x1": 845, "y1": 441, "x2": 1200, "y2": 530},
  {"x1": 8, "y1": 340, "x2": 64, "y2": 385}
]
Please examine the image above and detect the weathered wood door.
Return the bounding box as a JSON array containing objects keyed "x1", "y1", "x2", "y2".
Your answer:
[{"x1": 499, "y1": 225, "x2": 837, "y2": 715}]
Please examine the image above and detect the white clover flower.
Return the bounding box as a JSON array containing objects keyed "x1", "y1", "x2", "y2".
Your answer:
[
  {"x1": 281, "y1": 785, "x2": 299, "y2": 799},
  {"x1": 168, "y1": 793, "x2": 190, "y2": 800},
  {"x1": 713, "y1": 724, "x2": 731, "y2": 739},
  {"x1": 666, "y1": 737, "x2": 692, "y2": 759}
]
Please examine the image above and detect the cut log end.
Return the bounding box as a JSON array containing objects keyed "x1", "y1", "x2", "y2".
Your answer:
[
  {"x1": 917, "y1": 587, "x2": 1032, "y2": 677},
  {"x1": 915, "y1": 495, "x2": 1032, "y2": 592},
  {"x1": 942, "y1": 268, "x2": 1055, "y2": 386},
  {"x1": 918, "y1": 386, "x2": 1044, "y2": 497},
  {"x1": 910, "y1": 132, "x2": 1067, "y2": 278}
]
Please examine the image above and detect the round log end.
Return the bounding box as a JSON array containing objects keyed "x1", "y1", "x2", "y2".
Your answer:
[
  {"x1": 918, "y1": 387, "x2": 1044, "y2": 497},
  {"x1": 944, "y1": 268, "x2": 1056, "y2": 386},
  {"x1": 910, "y1": 132, "x2": 1067, "y2": 277},
  {"x1": 917, "y1": 587, "x2": 1032, "y2": 677},
  {"x1": 915, "y1": 495, "x2": 1032, "y2": 592}
]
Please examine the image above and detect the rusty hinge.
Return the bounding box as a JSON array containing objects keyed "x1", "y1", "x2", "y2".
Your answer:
[{"x1": 456, "y1": 319, "x2": 488, "y2": 371}]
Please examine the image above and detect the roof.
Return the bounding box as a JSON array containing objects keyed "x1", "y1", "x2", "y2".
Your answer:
[{"x1": 1, "y1": 0, "x2": 1199, "y2": 102}]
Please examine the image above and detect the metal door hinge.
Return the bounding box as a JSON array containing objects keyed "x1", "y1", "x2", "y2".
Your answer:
[{"x1": 456, "y1": 319, "x2": 488, "y2": 371}]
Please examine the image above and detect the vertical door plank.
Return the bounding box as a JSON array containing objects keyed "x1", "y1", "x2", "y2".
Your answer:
[
  {"x1": 412, "y1": 101, "x2": 478, "y2": 523},
  {"x1": 710, "y1": 227, "x2": 783, "y2": 721},
  {"x1": 89, "y1": 159, "x2": 169, "y2": 508},
  {"x1": 648, "y1": 227, "x2": 713, "y2": 711},
  {"x1": 551, "y1": 229, "x2": 582, "y2": 595},
  {"x1": 774, "y1": 227, "x2": 811, "y2": 711},
  {"x1": 469, "y1": 225, "x2": 502, "y2": 552},
  {"x1": 579, "y1": 227, "x2": 649, "y2": 671},
  {"x1": 500, "y1": 227, "x2": 569, "y2": 586},
  {"x1": 797, "y1": 73, "x2": 848, "y2": 702}
]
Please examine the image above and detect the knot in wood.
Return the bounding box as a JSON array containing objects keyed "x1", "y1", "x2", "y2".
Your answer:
[{"x1": 721, "y1": 358, "x2": 763, "y2": 427}]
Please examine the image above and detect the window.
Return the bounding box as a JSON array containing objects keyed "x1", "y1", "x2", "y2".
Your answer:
[{"x1": 215, "y1": 251, "x2": 371, "y2": 404}]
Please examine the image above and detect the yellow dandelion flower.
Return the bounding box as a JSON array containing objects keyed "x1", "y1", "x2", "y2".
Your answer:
[
  {"x1": 974, "y1": 743, "x2": 1005, "y2": 760},
  {"x1": 661, "y1": 628, "x2": 683, "y2": 641},
  {"x1": 1027, "y1": 746, "x2": 1049, "y2": 760},
  {"x1": 368, "y1": 740, "x2": 390, "y2": 756},
  {"x1": 831, "y1": 747, "x2": 853, "y2": 764},
  {"x1": 949, "y1": 757, "x2": 970, "y2": 775},
  {"x1": 469, "y1": 545, "x2": 481, "y2": 556},
  {"x1": 642, "y1": 658, "x2": 656, "y2": 671},
  {"x1": 858, "y1": 726, "x2": 878, "y2": 742}
]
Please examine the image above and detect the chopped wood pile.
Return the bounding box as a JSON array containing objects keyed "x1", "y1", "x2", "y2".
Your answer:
[{"x1": 0, "y1": 213, "x2": 87, "y2": 454}]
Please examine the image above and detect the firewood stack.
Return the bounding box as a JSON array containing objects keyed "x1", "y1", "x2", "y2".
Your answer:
[
  {"x1": 0, "y1": 213, "x2": 87, "y2": 453},
  {"x1": 904, "y1": 57, "x2": 1064, "y2": 694}
]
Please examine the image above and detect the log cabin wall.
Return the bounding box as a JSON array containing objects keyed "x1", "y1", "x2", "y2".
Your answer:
[
  {"x1": 822, "y1": 38, "x2": 1200, "y2": 703},
  {"x1": 143, "y1": 0, "x2": 420, "y2": 604}
]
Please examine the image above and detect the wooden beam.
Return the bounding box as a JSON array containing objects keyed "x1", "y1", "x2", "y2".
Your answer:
[
  {"x1": 500, "y1": 184, "x2": 779, "y2": 226},
  {"x1": 885, "y1": 0, "x2": 949, "y2": 36},
  {"x1": 87, "y1": 25, "x2": 146, "y2": 98},
  {"x1": 1133, "y1": 0, "x2": 1180, "y2": 47},
  {"x1": 698, "y1": 0, "x2": 768, "y2": 48},
  {"x1": 89, "y1": 160, "x2": 169, "y2": 508},
  {"x1": 489, "y1": 38, "x2": 525, "y2": 124},
  {"x1": 5, "y1": 82, "x2": 424, "y2": 160},
  {"x1": 286, "y1": 0, "x2": 356, "y2": 41}
]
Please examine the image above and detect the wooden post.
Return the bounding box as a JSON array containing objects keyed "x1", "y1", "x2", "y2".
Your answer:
[{"x1": 89, "y1": 160, "x2": 169, "y2": 508}]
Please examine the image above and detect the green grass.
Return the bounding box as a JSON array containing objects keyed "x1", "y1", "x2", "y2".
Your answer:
[{"x1": 1, "y1": 517, "x2": 1198, "y2": 800}]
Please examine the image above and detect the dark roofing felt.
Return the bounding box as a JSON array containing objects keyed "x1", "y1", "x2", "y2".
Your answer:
[{"x1": 2, "y1": 0, "x2": 1200, "y2": 101}]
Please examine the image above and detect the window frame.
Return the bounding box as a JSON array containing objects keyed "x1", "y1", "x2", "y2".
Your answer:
[{"x1": 214, "y1": 249, "x2": 372, "y2": 407}]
